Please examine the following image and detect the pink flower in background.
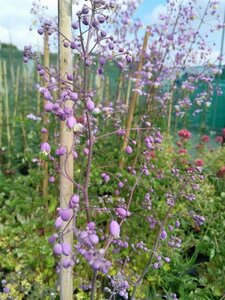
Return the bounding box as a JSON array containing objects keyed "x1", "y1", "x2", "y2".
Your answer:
[
  {"x1": 195, "y1": 159, "x2": 204, "y2": 166},
  {"x1": 201, "y1": 135, "x2": 210, "y2": 143},
  {"x1": 178, "y1": 129, "x2": 191, "y2": 139},
  {"x1": 215, "y1": 136, "x2": 223, "y2": 143}
]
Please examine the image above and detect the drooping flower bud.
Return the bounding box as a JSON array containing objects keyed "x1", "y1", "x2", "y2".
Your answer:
[
  {"x1": 55, "y1": 216, "x2": 63, "y2": 229},
  {"x1": 160, "y1": 230, "x2": 167, "y2": 240},
  {"x1": 89, "y1": 234, "x2": 99, "y2": 244},
  {"x1": 109, "y1": 220, "x2": 120, "y2": 238},
  {"x1": 44, "y1": 101, "x2": 53, "y2": 112},
  {"x1": 60, "y1": 209, "x2": 72, "y2": 221},
  {"x1": 116, "y1": 207, "x2": 128, "y2": 218},
  {"x1": 62, "y1": 242, "x2": 71, "y2": 256},
  {"x1": 53, "y1": 243, "x2": 62, "y2": 255},
  {"x1": 126, "y1": 146, "x2": 133, "y2": 154},
  {"x1": 66, "y1": 116, "x2": 76, "y2": 129},
  {"x1": 40, "y1": 142, "x2": 51, "y2": 154},
  {"x1": 86, "y1": 98, "x2": 95, "y2": 112}
]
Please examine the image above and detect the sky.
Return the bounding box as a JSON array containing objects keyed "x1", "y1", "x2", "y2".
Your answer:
[
  {"x1": 0, "y1": 0, "x2": 166, "y2": 50},
  {"x1": 0, "y1": 0, "x2": 225, "y2": 63}
]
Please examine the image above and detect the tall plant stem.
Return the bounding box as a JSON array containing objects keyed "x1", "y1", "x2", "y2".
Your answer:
[
  {"x1": 58, "y1": 1, "x2": 74, "y2": 299},
  {"x1": 81, "y1": 2, "x2": 96, "y2": 223},
  {"x1": 42, "y1": 31, "x2": 50, "y2": 199},
  {"x1": 90, "y1": 270, "x2": 97, "y2": 300},
  {"x1": 130, "y1": 178, "x2": 191, "y2": 300}
]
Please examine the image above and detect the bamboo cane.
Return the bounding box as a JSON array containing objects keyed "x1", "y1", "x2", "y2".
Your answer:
[
  {"x1": 3, "y1": 60, "x2": 11, "y2": 164},
  {"x1": 119, "y1": 30, "x2": 150, "y2": 169},
  {"x1": 11, "y1": 65, "x2": 20, "y2": 148},
  {"x1": 0, "y1": 60, "x2": 3, "y2": 148},
  {"x1": 125, "y1": 77, "x2": 132, "y2": 107},
  {"x1": 58, "y1": 1, "x2": 74, "y2": 299}
]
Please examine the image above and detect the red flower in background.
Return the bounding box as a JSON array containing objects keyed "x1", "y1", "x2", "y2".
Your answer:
[
  {"x1": 195, "y1": 159, "x2": 204, "y2": 166},
  {"x1": 178, "y1": 148, "x2": 188, "y2": 154},
  {"x1": 215, "y1": 136, "x2": 223, "y2": 143},
  {"x1": 178, "y1": 129, "x2": 191, "y2": 139},
  {"x1": 201, "y1": 135, "x2": 210, "y2": 143}
]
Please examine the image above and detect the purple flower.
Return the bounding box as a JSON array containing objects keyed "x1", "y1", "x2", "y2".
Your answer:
[
  {"x1": 109, "y1": 220, "x2": 120, "y2": 238},
  {"x1": 55, "y1": 146, "x2": 67, "y2": 156},
  {"x1": 89, "y1": 234, "x2": 99, "y2": 244},
  {"x1": 48, "y1": 233, "x2": 58, "y2": 244},
  {"x1": 44, "y1": 101, "x2": 53, "y2": 112},
  {"x1": 118, "y1": 182, "x2": 124, "y2": 188},
  {"x1": 66, "y1": 116, "x2": 76, "y2": 129},
  {"x1": 40, "y1": 142, "x2": 51, "y2": 154},
  {"x1": 3, "y1": 287, "x2": 10, "y2": 294},
  {"x1": 49, "y1": 176, "x2": 55, "y2": 183},
  {"x1": 160, "y1": 230, "x2": 167, "y2": 240},
  {"x1": 70, "y1": 194, "x2": 79, "y2": 204},
  {"x1": 41, "y1": 127, "x2": 48, "y2": 133},
  {"x1": 116, "y1": 207, "x2": 128, "y2": 218},
  {"x1": 62, "y1": 242, "x2": 71, "y2": 256},
  {"x1": 72, "y1": 150, "x2": 78, "y2": 159},
  {"x1": 62, "y1": 258, "x2": 71, "y2": 269},
  {"x1": 86, "y1": 98, "x2": 95, "y2": 112},
  {"x1": 87, "y1": 222, "x2": 95, "y2": 230},
  {"x1": 60, "y1": 209, "x2": 72, "y2": 221},
  {"x1": 126, "y1": 146, "x2": 133, "y2": 154},
  {"x1": 53, "y1": 243, "x2": 62, "y2": 255}
]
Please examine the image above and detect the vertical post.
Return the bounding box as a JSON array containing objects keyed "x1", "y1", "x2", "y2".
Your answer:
[
  {"x1": 42, "y1": 31, "x2": 50, "y2": 198},
  {"x1": 119, "y1": 30, "x2": 150, "y2": 169},
  {"x1": 0, "y1": 60, "x2": 3, "y2": 149},
  {"x1": 58, "y1": 1, "x2": 74, "y2": 299},
  {"x1": 11, "y1": 65, "x2": 20, "y2": 149},
  {"x1": 167, "y1": 92, "x2": 173, "y2": 134},
  {"x1": 125, "y1": 77, "x2": 131, "y2": 107},
  {"x1": 3, "y1": 60, "x2": 11, "y2": 164}
]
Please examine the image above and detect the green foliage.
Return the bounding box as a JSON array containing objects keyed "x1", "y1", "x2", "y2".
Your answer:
[{"x1": 0, "y1": 173, "x2": 58, "y2": 299}]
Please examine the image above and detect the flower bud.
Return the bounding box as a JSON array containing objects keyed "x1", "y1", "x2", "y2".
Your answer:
[
  {"x1": 86, "y1": 98, "x2": 95, "y2": 112},
  {"x1": 125, "y1": 146, "x2": 133, "y2": 154},
  {"x1": 40, "y1": 142, "x2": 51, "y2": 154},
  {"x1": 62, "y1": 242, "x2": 71, "y2": 256},
  {"x1": 116, "y1": 207, "x2": 127, "y2": 218},
  {"x1": 89, "y1": 234, "x2": 99, "y2": 244},
  {"x1": 66, "y1": 116, "x2": 76, "y2": 129},
  {"x1": 72, "y1": 21, "x2": 79, "y2": 30},
  {"x1": 160, "y1": 230, "x2": 167, "y2": 240},
  {"x1": 55, "y1": 216, "x2": 63, "y2": 229},
  {"x1": 60, "y1": 209, "x2": 72, "y2": 221},
  {"x1": 53, "y1": 243, "x2": 62, "y2": 255},
  {"x1": 44, "y1": 102, "x2": 53, "y2": 112},
  {"x1": 109, "y1": 220, "x2": 120, "y2": 238}
]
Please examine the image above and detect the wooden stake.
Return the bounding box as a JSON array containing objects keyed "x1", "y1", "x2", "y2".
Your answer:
[
  {"x1": 0, "y1": 60, "x2": 3, "y2": 148},
  {"x1": 3, "y1": 60, "x2": 11, "y2": 163},
  {"x1": 119, "y1": 30, "x2": 150, "y2": 169},
  {"x1": 58, "y1": 1, "x2": 74, "y2": 299},
  {"x1": 11, "y1": 65, "x2": 20, "y2": 149}
]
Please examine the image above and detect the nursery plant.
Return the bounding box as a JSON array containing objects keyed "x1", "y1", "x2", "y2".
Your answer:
[{"x1": 1, "y1": 0, "x2": 225, "y2": 300}]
